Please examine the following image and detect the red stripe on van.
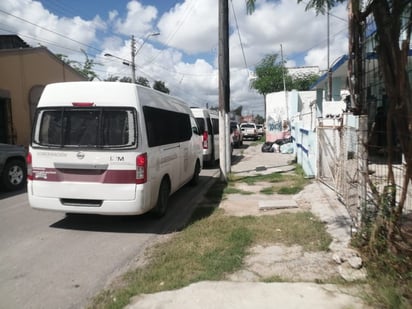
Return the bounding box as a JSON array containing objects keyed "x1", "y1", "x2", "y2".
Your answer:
[{"x1": 31, "y1": 168, "x2": 136, "y2": 184}]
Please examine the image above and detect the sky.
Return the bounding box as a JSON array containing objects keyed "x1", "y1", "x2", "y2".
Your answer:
[{"x1": 0, "y1": 0, "x2": 348, "y2": 116}]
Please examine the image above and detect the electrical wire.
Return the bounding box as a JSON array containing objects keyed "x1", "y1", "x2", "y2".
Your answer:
[
  {"x1": 0, "y1": 8, "x2": 103, "y2": 54},
  {"x1": 230, "y1": 0, "x2": 249, "y2": 71}
]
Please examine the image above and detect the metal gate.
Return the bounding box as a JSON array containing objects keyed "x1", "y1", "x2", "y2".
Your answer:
[{"x1": 317, "y1": 115, "x2": 361, "y2": 228}]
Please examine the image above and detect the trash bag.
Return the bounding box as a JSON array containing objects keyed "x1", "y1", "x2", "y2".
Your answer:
[
  {"x1": 280, "y1": 142, "x2": 294, "y2": 154},
  {"x1": 261, "y1": 142, "x2": 275, "y2": 152}
]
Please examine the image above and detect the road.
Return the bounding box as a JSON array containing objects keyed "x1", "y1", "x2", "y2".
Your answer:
[{"x1": 0, "y1": 166, "x2": 220, "y2": 309}]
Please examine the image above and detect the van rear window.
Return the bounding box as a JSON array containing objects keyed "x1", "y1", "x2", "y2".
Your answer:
[
  {"x1": 195, "y1": 118, "x2": 205, "y2": 134},
  {"x1": 33, "y1": 108, "x2": 136, "y2": 149}
]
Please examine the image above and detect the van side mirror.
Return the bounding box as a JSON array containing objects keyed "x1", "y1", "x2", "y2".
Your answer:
[{"x1": 192, "y1": 126, "x2": 200, "y2": 135}]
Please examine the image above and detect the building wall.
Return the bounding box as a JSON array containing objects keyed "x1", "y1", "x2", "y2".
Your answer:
[{"x1": 0, "y1": 47, "x2": 86, "y2": 146}]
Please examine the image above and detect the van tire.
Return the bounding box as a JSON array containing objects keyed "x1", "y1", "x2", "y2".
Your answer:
[
  {"x1": 152, "y1": 178, "x2": 170, "y2": 218},
  {"x1": 189, "y1": 161, "x2": 201, "y2": 186}
]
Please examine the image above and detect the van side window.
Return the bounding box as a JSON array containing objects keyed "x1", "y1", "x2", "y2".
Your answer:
[{"x1": 143, "y1": 106, "x2": 192, "y2": 147}]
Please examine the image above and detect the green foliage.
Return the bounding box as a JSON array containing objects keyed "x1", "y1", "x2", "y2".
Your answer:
[
  {"x1": 360, "y1": 249, "x2": 412, "y2": 309},
  {"x1": 249, "y1": 54, "x2": 292, "y2": 95},
  {"x1": 89, "y1": 209, "x2": 331, "y2": 309},
  {"x1": 291, "y1": 73, "x2": 320, "y2": 90},
  {"x1": 296, "y1": 0, "x2": 346, "y2": 15},
  {"x1": 56, "y1": 50, "x2": 100, "y2": 81},
  {"x1": 105, "y1": 75, "x2": 119, "y2": 82},
  {"x1": 119, "y1": 76, "x2": 132, "y2": 83},
  {"x1": 75, "y1": 49, "x2": 101, "y2": 81},
  {"x1": 254, "y1": 114, "x2": 265, "y2": 124},
  {"x1": 250, "y1": 54, "x2": 319, "y2": 95},
  {"x1": 136, "y1": 76, "x2": 150, "y2": 87},
  {"x1": 153, "y1": 80, "x2": 170, "y2": 94}
]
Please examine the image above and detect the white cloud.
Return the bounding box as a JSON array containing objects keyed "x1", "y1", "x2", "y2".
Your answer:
[
  {"x1": 0, "y1": 0, "x2": 348, "y2": 116},
  {"x1": 0, "y1": 0, "x2": 104, "y2": 60},
  {"x1": 114, "y1": 1, "x2": 158, "y2": 37},
  {"x1": 157, "y1": 0, "x2": 218, "y2": 55}
]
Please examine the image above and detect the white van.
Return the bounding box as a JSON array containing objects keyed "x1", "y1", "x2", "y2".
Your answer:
[
  {"x1": 27, "y1": 82, "x2": 203, "y2": 217},
  {"x1": 190, "y1": 108, "x2": 219, "y2": 166}
]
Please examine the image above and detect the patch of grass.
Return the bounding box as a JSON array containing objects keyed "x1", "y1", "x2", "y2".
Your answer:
[
  {"x1": 361, "y1": 250, "x2": 412, "y2": 309},
  {"x1": 230, "y1": 165, "x2": 310, "y2": 197},
  {"x1": 277, "y1": 185, "x2": 304, "y2": 195},
  {"x1": 88, "y1": 210, "x2": 332, "y2": 309},
  {"x1": 88, "y1": 164, "x2": 318, "y2": 308},
  {"x1": 262, "y1": 275, "x2": 286, "y2": 282},
  {"x1": 260, "y1": 186, "x2": 275, "y2": 195},
  {"x1": 224, "y1": 186, "x2": 253, "y2": 195},
  {"x1": 249, "y1": 212, "x2": 332, "y2": 251},
  {"x1": 234, "y1": 172, "x2": 284, "y2": 185}
]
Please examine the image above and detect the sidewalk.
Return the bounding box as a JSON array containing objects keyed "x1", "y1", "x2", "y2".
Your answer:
[{"x1": 127, "y1": 143, "x2": 370, "y2": 309}]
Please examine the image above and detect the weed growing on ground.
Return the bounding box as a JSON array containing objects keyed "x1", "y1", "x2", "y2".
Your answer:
[
  {"x1": 89, "y1": 208, "x2": 332, "y2": 309},
  {"x1": 88, "y1": 165, "x2": 324, "y2": 309},
  {"x1": 233, "y1": 165, "x2": 310, "y2": 195}
]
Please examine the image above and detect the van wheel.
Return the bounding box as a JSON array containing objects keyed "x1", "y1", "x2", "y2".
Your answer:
[
  {"x1": 152, "y1": 179, "x2": 170, "y2": 218},
  {"x1": 2, "y1": 159, "x2": 26, "y2": 191},
  {"x1": 189, "y1": 161, "x2": 201, "y2": 186}
]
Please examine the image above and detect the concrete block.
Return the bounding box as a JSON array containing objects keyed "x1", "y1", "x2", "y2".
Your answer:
[{"x1": 258, "y1": 200, "x2": 298, "y2": 210}]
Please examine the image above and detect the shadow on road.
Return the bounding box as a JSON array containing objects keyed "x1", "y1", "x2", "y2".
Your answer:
[
  {"x1": 49, "y1": 175, "x2": 216, "y2": 234},
  {"x1": 0, "y1": 187, "x2": 27, "y2": 200},
  {"x1": 50, "y1": 212, "x2": 160, "y2": 233}
]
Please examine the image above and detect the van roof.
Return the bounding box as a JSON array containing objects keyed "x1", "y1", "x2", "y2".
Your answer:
[
  {"x1": 37, "y1": 82, "x2": 190, "y2": 113},
  {"x1": 191, "y1": 107, "x2": 218, "y2": 118}
]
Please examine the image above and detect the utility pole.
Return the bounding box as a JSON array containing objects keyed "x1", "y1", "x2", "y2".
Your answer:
[
  {"x1": 280, "y1": 44, "x2": 289, "y2": 121},
  {"x1": 327, "y1": 8, "x2": 332, "y2": 101},
  {"x1": 131, "y1": 35, "x2": 136, "y2": 84},
  {"x1": 218, "y1": 0, "x2": 230, "y2": 181}
]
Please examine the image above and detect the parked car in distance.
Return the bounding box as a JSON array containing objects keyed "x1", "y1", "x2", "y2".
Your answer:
[
  {"x1": 230, "y1": 121, "x2": 243, "y2": 148},
  {"x1": 256, "y1": 124, "x2": 265, "y2": 138},
  {"x1": 0, "y1": 143, "x2": 27, "y2": 191},
  {"x1": 240, "y1": 123, "x2": 258, "y2": 140}
]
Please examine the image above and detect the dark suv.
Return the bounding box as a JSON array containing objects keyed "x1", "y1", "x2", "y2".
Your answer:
[{"x1": 0, "y1": 143, "x2": 27, "y2": 191}]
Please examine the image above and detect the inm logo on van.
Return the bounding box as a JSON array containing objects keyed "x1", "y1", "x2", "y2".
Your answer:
[
  {"x1": 110, "y1": 155, "x2": 125, "y2": 162},
  {"x1": 77, "y1": 152, "x2": 85, "y2": 160}
]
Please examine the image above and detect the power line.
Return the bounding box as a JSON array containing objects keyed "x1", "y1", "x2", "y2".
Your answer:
[
  {"x1": 0, "y1": 8, "x2": 103, "y2": 54},
  {"x1": 230, "y1": 0, "x2": 248, "y2": 70}
]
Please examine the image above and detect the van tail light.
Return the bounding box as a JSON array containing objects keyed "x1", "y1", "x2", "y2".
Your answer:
[
  {"x1": 27, "y1": 152, "x2": 33, "y2": 180},
  {"x1": 72, "y1": 102, "x2": 95, "y2": 107},
  {"x1": 136, "y1": 153, "x2": 147, "y2": 184},
  {"x1": 202, "y1": 131, "x2": 208, "y2": 149}
]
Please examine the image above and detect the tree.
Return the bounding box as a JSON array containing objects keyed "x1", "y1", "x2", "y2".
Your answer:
[
  {"x1": 136, "y1": 77, "x2": 150, "y2": 87},
  {"x1": 56, "y1": 50, "x2": 100, "y2": 81},
  {"x1": 254, "y1": 114, "x2": 264, "y2": 124},
  {"x1": 247, "y1": 0, "x2": 412, "y2": 256},
  {"x1": 249, "y1": 54, "x2": 292, "y2": 118},
  {"x1": 297, "y1": 0, "x2": 412, "y2": 257},
  {"x1": 153, "y1": 80, "x2": 170, "y2": 94},
  {"x1": 291, "y1": 73, "x2": 320, "y2": 91},
  {"x1": 250, "y1": 54, "x2": 292, "y2": 95},
  {"x1": 105, "y1": 75, "x2": 119, "y2": 82},
  {"x1": 119, "y1": 76, "x2": 132, "y2": 83}
]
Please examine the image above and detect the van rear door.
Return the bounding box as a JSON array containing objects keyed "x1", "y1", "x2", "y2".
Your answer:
[{"x1": 30, "y1": 107, "x2": 138, "y2": 201}]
